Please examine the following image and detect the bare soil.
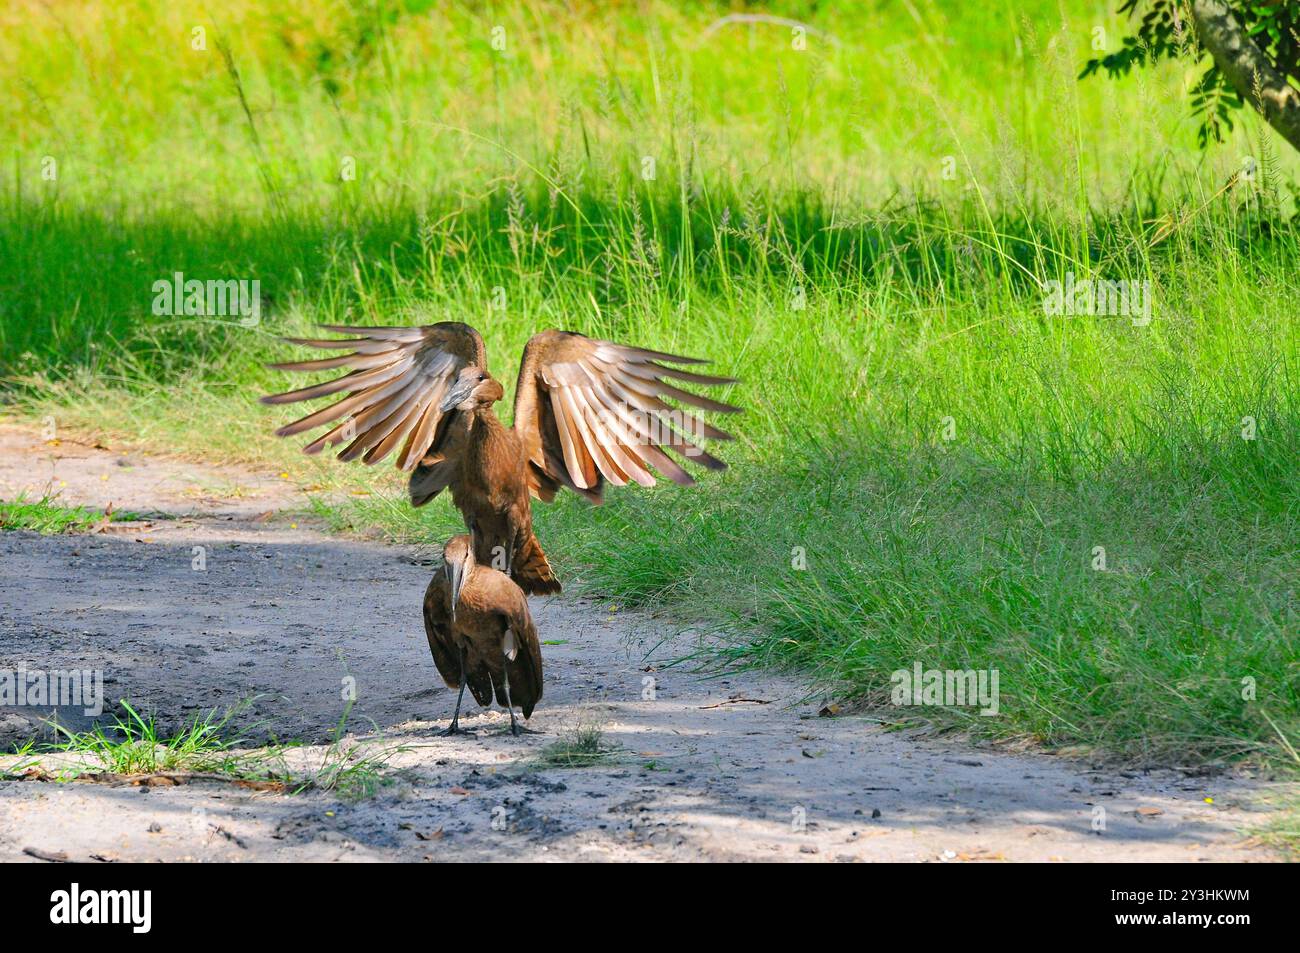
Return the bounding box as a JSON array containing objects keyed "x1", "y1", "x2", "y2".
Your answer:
[{"x1": 0, "y1": 423, "x2": 1281, "y2": 862}]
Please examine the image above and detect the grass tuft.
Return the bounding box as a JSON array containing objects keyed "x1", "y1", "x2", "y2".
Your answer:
[
  {"x1": 0, "y1": 493, "x2": 142, "y2": 535},
  {"x1": 44, "y1": 700, "x2": 260, "y2": 778},
  {"x1": 533, "y1": 724, "x2": 622, "y2": 769},
  {"x1": 13, "y1": 699, "x2": 404, "y2": 800}
]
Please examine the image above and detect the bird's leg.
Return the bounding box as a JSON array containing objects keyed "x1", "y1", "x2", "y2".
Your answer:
[
  {"x1": 440, "y1": 680, "x2": 466, "y2": 736},
  {"x1": 501, "y1": 666, "x2": 520, "y2": 737},
  {"x1": 439, "y1": 647, "x2": 468, "y2": 736}
]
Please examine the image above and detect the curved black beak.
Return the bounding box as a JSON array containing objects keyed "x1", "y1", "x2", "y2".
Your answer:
[
  {"x1": 440, "y1": 378, "x2": 476, "y2": 413},
  {"x1": 446, "y1": 557, "x2": 466, "y2": 619}
]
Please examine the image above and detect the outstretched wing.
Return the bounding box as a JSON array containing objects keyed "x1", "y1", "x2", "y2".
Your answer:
[
  {"x1": 261, "y1": 322, "x2": 486, "y2": 470},
  {"x1": 512, "y1": 330, "x2": 741, "y2": 504}
]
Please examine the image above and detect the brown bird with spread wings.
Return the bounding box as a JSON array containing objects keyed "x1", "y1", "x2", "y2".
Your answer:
[
  {"x1": 262, "y1": 323, "x2": 740, "y2": 593},
  {"x1": 423, "y1": 535, "x2": 542, "y2": 735}
]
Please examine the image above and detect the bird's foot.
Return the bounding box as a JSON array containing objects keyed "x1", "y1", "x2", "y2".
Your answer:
[
  {"x1": 438, "y1": 721, "x2": 464, "y2": 737},
  {"x1": 502, "y1": 722, "x2": 541, "y2": 737}
]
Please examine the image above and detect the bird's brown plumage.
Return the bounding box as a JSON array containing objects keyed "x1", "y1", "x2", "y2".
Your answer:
[
  {"x1": 262, "y1": 322, "x2": 740, "y2": 593},
  {"x1": 423, "y1": 535, "x2": 543, "y2": 726}
]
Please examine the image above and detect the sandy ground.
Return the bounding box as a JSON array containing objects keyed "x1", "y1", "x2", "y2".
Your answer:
[{"x1": 0, "y1": 422, "x2": 1283, "y2": 862}]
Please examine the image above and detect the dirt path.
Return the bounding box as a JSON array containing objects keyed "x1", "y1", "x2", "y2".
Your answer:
[{"x1": 0, "y1": 423, "x2": 1281, "y2": 862}]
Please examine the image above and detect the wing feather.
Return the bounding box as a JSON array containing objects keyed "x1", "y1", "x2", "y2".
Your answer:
[
  {"x1": 282, "y1": 336, "x2": 403, "y2": 354},
  {"x1": 268, "y1": 351, "x2": 402, "y2": 373},
  {"x1": 580, "y1": 376, "x2": 685, "y2": 485},
  {"x1": 558, "y1": 384, "x2": 624, "y2": 485},
  {"x1": 567, "y1": 364, "x2": 655, "y2": 486},
  {"x1": 513, "y1": 329, "x2": 740, "y2": 503},
  {"x1": 262, "y1": 322, "x2": 485, "y2": 471},
  {"x1": 600, "y1": 372, "x2": 730, "y2": 463},
  {"x1": 299, "y1": 373, "x2": 419, "y2": 455},
  {"x1": 589, "y1": 354, "x2": 734, "y2": 440},
  {"x1": 398, "y1": 382, "x2": 448, "y2": 470},
  {"x1": 576, "y1": 383, "x2": 652, "y2": 485},
  {"x1": 546, "y1": 380, "x2": 594, "y2": 488}
]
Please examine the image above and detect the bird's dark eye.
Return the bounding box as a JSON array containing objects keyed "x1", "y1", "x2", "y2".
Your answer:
[{"x1": 479, "y1": 374, "x2": 487, "y2": 381}]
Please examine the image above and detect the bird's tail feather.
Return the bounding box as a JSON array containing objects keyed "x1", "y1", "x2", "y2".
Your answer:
[{"x1": 513, "y1": 533, "x2": 561, "y2": 595}]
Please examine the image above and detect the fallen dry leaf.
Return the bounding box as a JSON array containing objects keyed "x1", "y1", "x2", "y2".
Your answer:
[
  {"x1": 956, "y1": 848, "x2": 1007, "y2": 862},
  {"x1": 23, "y1": 847, "x2": 69, "y2": 863}
]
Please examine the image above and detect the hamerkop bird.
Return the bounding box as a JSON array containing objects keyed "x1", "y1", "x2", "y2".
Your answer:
[
  {"x1": 424, "y1": 535, "x2": 542, "y2": 735},
  {"x1": 262, "y1": 323, "x2": 740, "y2": 593}
]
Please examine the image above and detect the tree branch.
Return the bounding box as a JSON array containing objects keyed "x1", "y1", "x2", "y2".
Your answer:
[{"x1": 1191, "y1": 0, "x2": 1300, "y2": 152}]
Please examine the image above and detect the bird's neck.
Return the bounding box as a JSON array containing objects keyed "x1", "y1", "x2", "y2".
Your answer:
[
  {"x1": 468, "y1": 403, "x2": 505, "y2": 434},
  {"x1": 466, "y1": 404, "x2": 524, "y2": 475}
]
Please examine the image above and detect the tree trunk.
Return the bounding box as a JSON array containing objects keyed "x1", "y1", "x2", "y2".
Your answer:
[{"x1": 1190, "y1": 0, "x2": 1300, "y2": 152}]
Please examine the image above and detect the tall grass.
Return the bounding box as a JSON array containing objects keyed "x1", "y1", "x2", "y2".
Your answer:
[{"x1": 1, "y1": 0, "x2": 1296, "y2": 768}]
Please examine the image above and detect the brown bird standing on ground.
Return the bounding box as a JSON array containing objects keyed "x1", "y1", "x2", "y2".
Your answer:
[
  {"x1": 262, "y1": 323, "x2": 740, "y2": 594},
  {"x1": 423, "y1": 535, "x2": 542, "y2": 735}
]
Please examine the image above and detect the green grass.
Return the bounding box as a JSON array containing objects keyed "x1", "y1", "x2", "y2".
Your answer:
[
  {"x1": 13, "y1": 698, "x2": 404, "y2": 800},
  {"x1": 42, "y1": 700, "x2": 263, "y2": 778},
  {"x1": 533, "y1": 724, "x2": 622, "y2": 769},
  {"x1": 290, "y1": 699, "x2": 408, "y2": 799},
  {"x1": 1, "y1": 1, "x2": 1297, "y2": 772},
  {"x1": 1255, "y1": 792, "x2": 1300, "y2": 860},
  {"x1": 0, "y1": 493, "x2": 142, "y2": 534}
]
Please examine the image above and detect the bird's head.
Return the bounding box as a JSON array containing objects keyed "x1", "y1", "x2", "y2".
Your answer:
[
  {"x1": 440, "y1": 366, "x2": 504, "y2": 413},
  {"x1": 442, "y1": 534, "x2": 474, "y2": 617}
]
